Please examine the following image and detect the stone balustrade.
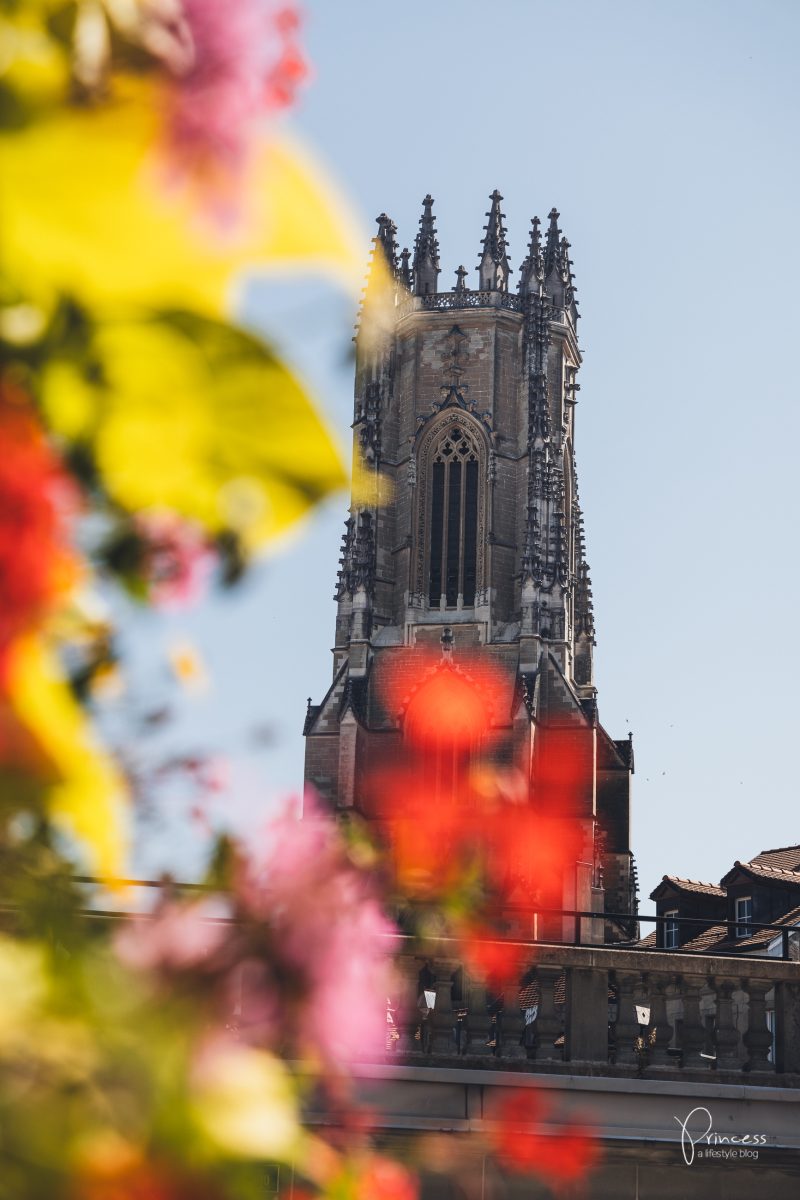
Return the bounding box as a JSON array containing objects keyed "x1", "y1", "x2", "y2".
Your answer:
[{"x1": 387, "y1": 938, "x2": 800, "y2": 1085}]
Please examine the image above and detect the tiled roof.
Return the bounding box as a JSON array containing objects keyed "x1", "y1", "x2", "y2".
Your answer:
[
  {"x1": 751, "y1": 845, "x2": 800, "y2": 872},
  {"x1": 654, "y1": 875, "x2": 726, "y2": 898},
  {"x1": 734, "y1": 903, "x2": 800, "y2": 949},
  {"x1": 725, "y1": 860, "x2": 800, "y2": 885},
  {"x1": 680, "y1": 924, "x2": 731, "y2": 952},
  {"x1": 637, "y1": 929, "x2": 658, "y2": 948}
]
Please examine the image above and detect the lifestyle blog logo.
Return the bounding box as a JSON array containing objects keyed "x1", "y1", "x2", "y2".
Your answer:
[{"x1": 674, "y1": 1106, "x2": 768, "y2": 1165}]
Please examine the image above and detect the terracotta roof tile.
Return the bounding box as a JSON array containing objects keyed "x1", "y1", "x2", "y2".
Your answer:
[
  {"x1": 657, "y1": 876, "x2": 726, "y2": 897},
  {"x1": 751, "y1": 845, "x2": 800, "y2": 872},
  {"x1": 680, "y1": 924, "x2": 731, "y2": 952},
  {"x1": 729, "y1": 860, "x2": 800, "y2": 884},
  {"x1": 734, "y1": 903, "x2": 800, "y2": 948}
]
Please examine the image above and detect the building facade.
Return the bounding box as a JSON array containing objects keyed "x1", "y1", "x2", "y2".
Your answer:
[{"x1": 304, "y1": 193, "x2": 636, "y2": 936}]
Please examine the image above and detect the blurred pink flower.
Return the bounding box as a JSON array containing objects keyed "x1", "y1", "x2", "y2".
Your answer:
[
  {"x1": 134, "y1": 511, "x2": 214, "y2": 610},
  {"x1": 164, "y1": 1, "x2": 309, "y2": 179},
  {"x1": 238, "y1": 793, "x2": 397, "y2": 1067},
  {"x1": 115, "y1": 898, "x2": 226, "y2": 973}
]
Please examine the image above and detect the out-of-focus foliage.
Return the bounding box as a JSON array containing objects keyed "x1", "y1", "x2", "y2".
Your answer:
[
  {"x1": 0, "y1": 4, "x2": 601, "y2": 1198},
  {"x1": 0, "y1": 0, "x2": 353, "y2": 868},
  {"x1": 42, "y1": 312, "x2": 346, "y2": 549}
]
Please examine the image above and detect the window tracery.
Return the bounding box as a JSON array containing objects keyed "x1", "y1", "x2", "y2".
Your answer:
[{"x1": 413, "y1": 412, "x2": 487, "y2": 608}]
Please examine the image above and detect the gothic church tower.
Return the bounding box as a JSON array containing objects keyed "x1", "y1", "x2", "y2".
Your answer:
[{"x1": 304, "y1": 193, "x2": 636, "y2": 937}]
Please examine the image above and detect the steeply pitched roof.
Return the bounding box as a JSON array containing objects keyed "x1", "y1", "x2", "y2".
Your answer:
[{"x1": 751, "y1": 845, "x2": 800, "y2": 872}]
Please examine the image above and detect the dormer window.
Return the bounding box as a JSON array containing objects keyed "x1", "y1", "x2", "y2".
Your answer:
[
  {"x1": 663, "y1": 909, "x2": 679, "y2": 949},
  {"x1": 735, "y1": 895, "x2": 753, "y2": 938}
]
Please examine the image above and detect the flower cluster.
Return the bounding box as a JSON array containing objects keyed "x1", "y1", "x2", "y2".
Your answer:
[
  {"x1": 117, "y1": 794, "x2": 397, "y2": 1070},
  {"x1": 0, "y1": 380, "x2": 76, "y2": 681},
  {"x1": 165, "y1": 1, "x2": 309, "y2": 176}
]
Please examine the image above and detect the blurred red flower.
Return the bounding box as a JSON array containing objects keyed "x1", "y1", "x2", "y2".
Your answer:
[
  {"x1": 0, "y1": 379, "x2": 76, "y2": 683},
  {"x1": 380, "y1": 650, "x2": 509, "y2": 750},
  {"x1": 75, "y1": 1156, "x2": 224, "y2": 1200},
  {"x1": 488, "y1": 1090, "x2": 599, "y2": 1186},
  {"x1": 355, "y1": 1156, "x2": 418, "y2": 1200}
]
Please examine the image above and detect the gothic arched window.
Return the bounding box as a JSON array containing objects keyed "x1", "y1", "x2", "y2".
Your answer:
[{"x1": 413, "y1": 411, "x2": 488, "y2": 610}]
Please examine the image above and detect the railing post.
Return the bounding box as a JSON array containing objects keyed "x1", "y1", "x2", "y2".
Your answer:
[
  {"x1": 743, "y1": 978, "x2": 774, "y2": 1073},
  {"x1": 665, "y1": 975, "x2": 684, "y2": 1063},
  {"x1": 431, "y1": 959, "x2": 455, "y2": 1055},
  {"x1": 713, "y1": 977, "x2": 742, "y2": 1071},
  {"x1": 773, "y1": 980, "x2": 800, "y2": 1074},
  {"x1": 680, "y1": 975, "x2": 706, "y2": 1069},
  {"x1": 468, "y1": 979, "x2": 492, "y2": 1057},
  {"x1": 699, "y1": 978, "x2": 718, "y2": 1066},
  {"x1": 613, "y1": 972, "x2": 641, "y2": 1066},
  {"x1": 534, "y1": 966, "x2": 564, "y2": 1062},
  {"x1": 647, "y1": 976, "x2": 669, "y2": 1066},
  {"x1": 565, "y1": 966, "x2": 609, "y2": 1066}
]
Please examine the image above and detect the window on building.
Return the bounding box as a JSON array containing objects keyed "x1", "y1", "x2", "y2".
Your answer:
[
  {"x1": 663, "y1": 909, "x2": 679, "y2": 949},
  {"x1": 735, "y1": 895, "x2": 753, "y2": 938},
  {"x1": 428, "y1": 425, "x2": 480, "y2": 608}
]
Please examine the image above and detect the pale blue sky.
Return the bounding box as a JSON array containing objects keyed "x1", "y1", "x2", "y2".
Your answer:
[{"x1": 129, "y1": 1, "x2": 800, "y2": 906}]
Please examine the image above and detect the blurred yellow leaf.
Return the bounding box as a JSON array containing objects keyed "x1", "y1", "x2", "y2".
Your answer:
[
  {"x1": 0, "y1": 78, "x2": 365, "y2": 314},
  {"x1": 192, "y1": 1045, "x2": 300, "y2": 1160},
  {"x1": 351, "y1": 459, "x2": 394, "y2": 508},
  {"x1": 5, "y1": 636, "x2": 128, "y2": 878},
  {"x1": 42, "y1": 312, "x2": 347, "y2": 547},
  {"x1": 0, "y1": 936, "x2": 46, "y2": 1044}
]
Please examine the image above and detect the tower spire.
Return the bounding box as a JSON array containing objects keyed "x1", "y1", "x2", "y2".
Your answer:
[
  {"x1": 478, "y1": 189, "x2": 511, "y2": 292},
  {"x1": 375, "y1": 212, "x2": 399, "y2": 275},
  {"x1": 544, "y1": 207, "x2": 561, "y2": 277},
  {"x1": 359, "y1": 212, "x2": 400, "y2": 336},
  {"x1": 542, "y1": 208, "x2": 578, "y2": 320},
  {"x1": 519, "y1": 216, "x2": 544, "y2": 293},
  {"x1": 412, "y1": 194, "x2": 440, "y2": 296}
]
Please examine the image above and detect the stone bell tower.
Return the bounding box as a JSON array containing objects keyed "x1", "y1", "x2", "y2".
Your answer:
[{"x1": 304, "y1": 192, "x2": 637, "y2": 937}]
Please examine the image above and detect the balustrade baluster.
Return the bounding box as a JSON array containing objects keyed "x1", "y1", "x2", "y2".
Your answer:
[
  {"x1": 732, "y1": 985, "x2": 749, "y2": 1060},
  {"x1": 613, "y1": 972, "x2": 641, "y2": 1066},
  {"x1": 431, "y1": 960, "x2": 455, "y2": 1055},
  {"x1": 714, "y1": 977, "x2": 742, "y2": 1072},
  {"x1": 680, "y1": 975, "x2": 707, "y2": 1069},
  {"x1": 743, "y1": 978, "x2": 774, "y2": 1073},
  {"x1": 534, "y1": 967, "x2": 564, "y2": 1061},
  {"x1": 774, "y1": 980, "x2": 800, "y2": 1074},
  {"x1": 565, "y1": 966, "x2": 609, "y2": 1065},
  {"x1": 664, "y1": 976, "x2": 684, "y2": 1063},
  {"x1": 468, "y1": 980, "x2": 493, "y2": 1057},
  {"x1": 699, "y1": 979, "x2": 718, "y2": 1067},
  {"x1": 646, "y1": 976, "x2": 668, "y2": 1067}
]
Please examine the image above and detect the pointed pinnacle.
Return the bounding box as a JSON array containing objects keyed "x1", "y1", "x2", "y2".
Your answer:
[
  {"x1": 480, "y1": 188, "x2": 509, "y2": 265},
  {"x1": 544, "y1": 207, "x2": 561, "y2": 274},
  {"x1": 399, "y1": 247, "x2": 412, "y2": 288},
  {"x1": 375, "y1": 212, "x2": 398, "y2": 273},
  {"x1": 414, "y1": 194, "x2": 440, "y2": 268},
  {"x1": 519, "y1": 215, "x2": 544, "y2": 290}
]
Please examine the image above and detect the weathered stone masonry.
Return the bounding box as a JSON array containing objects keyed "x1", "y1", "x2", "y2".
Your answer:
[{"x1": 304, "y1": 192, "x2": 637, "y2": 938}]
